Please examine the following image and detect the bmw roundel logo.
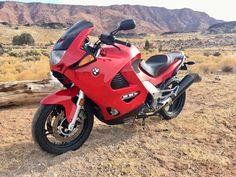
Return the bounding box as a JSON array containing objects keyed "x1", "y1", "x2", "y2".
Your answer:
[{"x1": 92, "y1": 68, "x2": 100, "y2": 76}]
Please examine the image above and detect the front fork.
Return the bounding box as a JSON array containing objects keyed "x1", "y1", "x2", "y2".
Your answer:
[{"x1": 68, "y1": 90, "x2": 85, "y2": 131}]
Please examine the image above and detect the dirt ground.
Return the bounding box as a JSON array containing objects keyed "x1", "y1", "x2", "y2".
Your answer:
[{"x1": 0, "y1": 74, "x2": 235, "y2": 177}]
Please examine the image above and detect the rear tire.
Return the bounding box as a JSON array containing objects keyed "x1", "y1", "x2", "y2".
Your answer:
[
  {"x1": 32, "y1": 104, "x2": 94, "y2": 155},
  {"x1": 158, "y1": 79, "x2": 186, "y2": 120},
  {"x1": 159, "y1": 92, "x2": 186, "y2": 120}
]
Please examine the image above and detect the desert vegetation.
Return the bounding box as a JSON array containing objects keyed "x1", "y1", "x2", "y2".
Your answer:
[
  {"x1": 0, "y1": 21, "x2": 236, "y2": 177},
  {"x1": 0, "y1": 25, "x2": 236, "y2": 82},
  {"x1": 12, "y1": 33, "x2": 35, "y2": 45},
  {"x1": 0, "y1": 47, "x2": 50, "y2": 82}
]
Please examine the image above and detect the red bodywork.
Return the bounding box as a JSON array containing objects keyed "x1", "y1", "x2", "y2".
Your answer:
[{"x1": 41, "y1": 26, "x2": 182, "y2": 123}]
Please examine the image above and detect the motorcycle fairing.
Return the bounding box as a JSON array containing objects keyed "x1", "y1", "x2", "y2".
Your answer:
[
  {"x1": 51, "y1": 26, "x2": 94, "y2": 73},
  {"x1": 48, "y1": 22, "x2": 183, "y2": 122},
  {"x1": 54, "y1": 21, "x2": 93, "y2": 51},
  {"x1": 63, "y1": 44, "x2": 149, "y2": 121}
]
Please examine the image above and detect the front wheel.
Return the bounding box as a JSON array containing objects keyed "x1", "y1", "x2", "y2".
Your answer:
[{"x1": 32, "y1": 104, "x2": 94, "y2": 154}]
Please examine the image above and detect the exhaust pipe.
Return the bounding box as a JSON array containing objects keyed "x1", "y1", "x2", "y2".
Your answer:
[
  {"x1": 173, "y1": 73, "x2": 201, "y2": 101},
  {"x1": 153, "y1": 73, "x2": 201, "y2": 112}
]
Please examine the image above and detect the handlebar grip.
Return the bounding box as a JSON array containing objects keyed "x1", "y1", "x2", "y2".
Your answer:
[{"x1": 114, "y1": 39, "x2": 131, "y2": 47}]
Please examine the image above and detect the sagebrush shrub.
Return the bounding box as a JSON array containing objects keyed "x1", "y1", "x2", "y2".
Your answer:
[
  {"x1": 12, "y1": 33, "x2": 35, "y2": 45},
  {"x1": 222, "y1": 66, "x2": 234, "y2": 73},
  {"x1": 213, "y1": 52, "x2": 221, "y2": 57}
]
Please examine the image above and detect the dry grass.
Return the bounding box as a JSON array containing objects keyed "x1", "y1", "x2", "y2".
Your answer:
[
  {"x1": 185, "y1": 49, "x2": 236, "y2": 74},
  {"x1": 220, "y1": 58, "x2": 236, "y2": 73},
  {"x1": 0, "y1": 56, "x2": 49, "y2": 82},
  {"x1": 1, "y1": 47, "x2": 235, "y2": 82},
  {"x1": 0, "y1": 25, "x2": 236, "y2": 82},
  {"x1": 0, "y1": 25, "x2": 63, "y2": 44},
  {"x1": 139, "y1": 48, "x2": 236, "y2": 74}
]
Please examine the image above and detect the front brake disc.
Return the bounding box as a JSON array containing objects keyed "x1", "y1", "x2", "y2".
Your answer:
[{"x1": 52, "y1": 111, "x2": 84, "y2": 143}]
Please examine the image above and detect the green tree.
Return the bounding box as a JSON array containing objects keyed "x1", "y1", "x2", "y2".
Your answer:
[
  {"x1": 158, "y1": 44, "x2": 163, "y2": 52},
  {"x1": 144, "y1": 39, "x2": 150, "y2": 50},
  {"x1": 0, "y1": 43, "x2": 4, "y2": 55},
  {"x1": 12, "y1": 33, "x2": 35, "y2": 45}
]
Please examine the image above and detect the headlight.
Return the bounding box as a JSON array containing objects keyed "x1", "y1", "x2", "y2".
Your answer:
[{"x1": 50, "y1": 50, "x2": 66, "y2": 65}]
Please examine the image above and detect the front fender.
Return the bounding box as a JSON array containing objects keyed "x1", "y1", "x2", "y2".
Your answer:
[{"x1": 40, "y1": 86, "x2": 79, "y2": 123}]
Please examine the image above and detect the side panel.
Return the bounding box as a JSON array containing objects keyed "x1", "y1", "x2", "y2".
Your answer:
[
  {"x1": 40, "y1": 87, "x2": 79, "y2": 123},
  {"x1": 64, "y1": 45, "x2": 148, "y2": 121}
]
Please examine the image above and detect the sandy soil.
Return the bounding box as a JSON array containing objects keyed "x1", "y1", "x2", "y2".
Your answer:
[{"x1": 0, "y1": 74, "x2": 235, "y2": 177}]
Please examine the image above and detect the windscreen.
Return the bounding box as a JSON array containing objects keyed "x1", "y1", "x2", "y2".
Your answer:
[{"x1": 54, "y1": 20, "x2": 93, "y2": 50}]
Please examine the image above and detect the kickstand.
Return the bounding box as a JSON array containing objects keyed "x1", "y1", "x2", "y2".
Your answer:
[
  {"x1": 132, "y1": 118, "x2": 136, "y2": 126},
  {"x1": 142, "y1": 118, "x2": 146, "y2": 128}
]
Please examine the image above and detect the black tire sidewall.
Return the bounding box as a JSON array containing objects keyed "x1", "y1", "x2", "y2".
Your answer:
[
  {"x1": 159, "y1": 92, "x2": 186, "y2": 120},
  {"x1": 32, "y1": 104, "x2": 94, "y2": 155},
  {"x1": 158, "y1": 79, "x2": 186, "y2": 120}
]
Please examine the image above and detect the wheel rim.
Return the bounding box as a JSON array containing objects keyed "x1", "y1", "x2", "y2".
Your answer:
[
  {"x1": 163, "y1": 94, "x2": 184, "y2": 114},
  {"x1": 43, "y1": 106, "x2": 87, "y2": 147},
  {"x1": 162, "y1": 81, "x2": 184, "y2": 115}
]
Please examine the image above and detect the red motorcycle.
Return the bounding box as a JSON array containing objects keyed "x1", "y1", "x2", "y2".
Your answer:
[{"x1": 32, "y1": 19, "x2": 201, "y2": 154}]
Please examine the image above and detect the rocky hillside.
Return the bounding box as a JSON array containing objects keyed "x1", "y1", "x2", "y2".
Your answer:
[
  {"x1": 206, "y1": 21, "x2": 236, "y2": 34},
  {"x1": 0, "y1": 1, "x2": 222, "y2": 34}
]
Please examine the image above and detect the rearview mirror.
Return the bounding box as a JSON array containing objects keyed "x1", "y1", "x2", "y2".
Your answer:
[{"x1": 118, "y1": 19, "x2": 136, "y2": 31}]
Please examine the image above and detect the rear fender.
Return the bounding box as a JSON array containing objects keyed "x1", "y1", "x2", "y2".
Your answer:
[{"x1": 40, "y1": 86, "x2": 79, "y2": 123}]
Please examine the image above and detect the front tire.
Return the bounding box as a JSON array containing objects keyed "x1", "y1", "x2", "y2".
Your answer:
[{"x1": 32, "y1": 104, "x2": 94, "y2": 155}]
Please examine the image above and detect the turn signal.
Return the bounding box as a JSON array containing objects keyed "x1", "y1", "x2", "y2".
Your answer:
[{"x1": 78, "y1": 54, "x2": 96, "y2": 67}]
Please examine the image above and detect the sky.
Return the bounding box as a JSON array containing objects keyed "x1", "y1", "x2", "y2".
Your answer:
[{"x1": 5, "y1": 0, "x2": 236, "y2": 21}]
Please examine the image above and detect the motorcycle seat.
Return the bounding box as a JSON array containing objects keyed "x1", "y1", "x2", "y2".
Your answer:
[{"x1": 140, "y1": 52, "x2": 184, "y2": 77}]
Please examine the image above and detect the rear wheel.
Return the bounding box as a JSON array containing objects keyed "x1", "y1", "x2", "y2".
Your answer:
[
  {"x1": 159, "y1": 80, "x2": 186, "y2": 120},
  {"x1": 32, "y1": 104, "x2": 94, "y2": 154}
]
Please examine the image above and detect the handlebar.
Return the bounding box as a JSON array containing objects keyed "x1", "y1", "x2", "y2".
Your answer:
[
  {"x1": 99, "y1": 33, "x2": 131, "y2": 48},
  {"x1": 114, "y1": 39, "x2": 131, "y2": 47}
]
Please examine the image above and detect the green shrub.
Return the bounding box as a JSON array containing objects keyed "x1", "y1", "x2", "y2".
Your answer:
[
  {"x1": 203, "y1": 51, "x2": 211, "y2": 57},
  {"x1": 213, "y1": 52, "x2": 221, "y2": 57},
  {"x1": 12, "y1": 33, "x2": 35, "y2": 45},
  {"x1": 158, "y1": 45, "x2": 163, "y2": 52},
  {"x1": 144, "y1": 39, "x2": 150, "y2": 50},
  {"x1": 25, "y1": 50, "x2": 41, "y2": 57},
  {"x1": 8, "y1": 51, "x2": 24, "y2": 57},
  {"x1": 23, "y1": 56, "x2": 40, "y2": 62},
  {"x1": 0, "y1": 44, "x2": 4, "y2": 55},
  {"x1": 0, "y1": 49, "x2": 4, "y2": 56},
  {"x1": 8, "y1": 51, "x2": 18, "y2": 57},
  {"x1": 41, "y1": 50, "x2": 50, "y2": 57},
  {"x1": 45, "y1": 41, "x2": 54, "y2": 47},
  {"x1": 222, "y1": 66, "x2": 233, "y2": 73}
]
